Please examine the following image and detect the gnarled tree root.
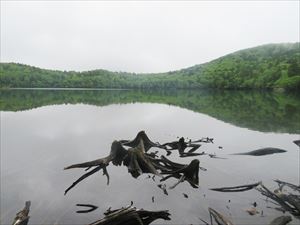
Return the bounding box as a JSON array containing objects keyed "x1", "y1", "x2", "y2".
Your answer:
[
  {"x1": 119, "y1": 131, "x2": 163, "y2": 152},
  {"x1": 64, "y1": 136, "x2": 201, "y2": 194},
  {"x1": 64, "y1": 141, "x2": 128, "y2": 195}
]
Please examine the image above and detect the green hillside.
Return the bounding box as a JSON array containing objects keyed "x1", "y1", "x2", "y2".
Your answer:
[{"x1": 1, "y1": 43, "x2": 299, "y2": 90}]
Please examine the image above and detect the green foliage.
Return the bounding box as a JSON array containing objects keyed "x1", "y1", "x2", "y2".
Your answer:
[
  {"x1": 275, "y1": 76, "x2": 300, "y2": 89},
  {"x1": 0, "y1": 43, "x2": 299, "y2": 90},
  {"x1": 1, "y1": 89, "x2": 300, "y2": 133}
]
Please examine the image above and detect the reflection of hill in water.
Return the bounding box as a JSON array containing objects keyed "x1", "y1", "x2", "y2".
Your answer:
[{"x1": 1, "y1": 89, "x2": 300, "y2": 134}]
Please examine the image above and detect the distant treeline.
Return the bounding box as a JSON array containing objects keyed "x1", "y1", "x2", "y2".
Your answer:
[{"x1": 1, "y1": 43, "x2": 299, "y2": 90}]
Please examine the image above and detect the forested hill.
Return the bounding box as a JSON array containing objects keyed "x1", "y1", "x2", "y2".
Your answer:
[{"x1": 1, "y1": 43, "x2": 299, "y2": 90}]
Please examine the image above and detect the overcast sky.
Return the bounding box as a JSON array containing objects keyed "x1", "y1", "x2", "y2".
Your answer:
[{"x1": 1, "y1": 1, "x2": 299, "y2": 73}]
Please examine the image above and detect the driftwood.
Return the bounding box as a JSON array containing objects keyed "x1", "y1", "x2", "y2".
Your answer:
[
  {"x1": 64, "y1": 140, "x2": 159, "y2": 194},
  {"x1": 257, "y1": 183, "x2": 300, "y2": 217},
  {"x1": 160, "y1": 159, "x2": 200, "y2": 189},
  {"x1": 210, "y1": 180, "x2": 300, "y2": 218},
  {"x1": 120, "y1": 131, "x2": 211, "y2": 157},
  {"x1": 150, "y1": 155, "x2": 199, "y2": 188},
  {"x1": 274, "y1": 179, "x2": 300, "y2": 192},
  {"x1": 210, "y1": 182, "x2": 261, "y2": 192},
  {"x1": 161, "y1": 137, "x2": 203, "y2": 157},
  {"x1": 11, "y1": 201, "x2": 31, "y2": 225},
  {"x1": 64, "y1": 134, "x2": 201, "y2": 194},
  {"x1": 64, "y1": 141, "x2": 127, "y2": 195},
  {"x1": 192, "y1": 137, "x2": 214, "y2": 144},
  {"x1": 88, "y1": 205, "x2": 171, "y2": 225}
]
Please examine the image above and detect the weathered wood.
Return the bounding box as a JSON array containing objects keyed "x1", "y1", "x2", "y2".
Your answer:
[
  {"x1": 274, "y1": 179, "x2": 300, "y2": 192},
  {"x1": 210, "y1": 182, "x2": 261, "y2": 192},
  {"x1": 161, "y1": 137, "x2": 202, "y2": 157},
  {"x1": 64, "y1": 137, "x2": 201, "y2": 194},
  {"x1": 65, "y1": 165, "x2": 104, "y2": 195},
  {"x1": 123, "y1": 140, "x2": 161, "y2": 178},
  {"x1": 159, "y1": 159, "x2": 200, "y2": 189},
  {"x1": 191, "y1": 137, "x2": 214, "y2": 144},
  {"x1": 119, "y1": 131, "x2": 163, "y2": 152},
  {"x1": 257, "y1": 183, "x2": 300, "y2": 217},
  {"x1": 11, "y1": 201, "x2": 31, "y2": 225},
  {"x1": 64, "y1": 141, "x2": 127, "y2": 170},
  {"x1": 88, "y1": 205, "x2": 171, "y2": 225},
  {"x1": 64, "y1": 141, "x2": 129, "y2": 195}
]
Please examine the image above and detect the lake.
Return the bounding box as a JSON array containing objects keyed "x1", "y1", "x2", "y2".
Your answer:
[{"x1": 0, "y1": 89, "x2": 299, "y2": 225}]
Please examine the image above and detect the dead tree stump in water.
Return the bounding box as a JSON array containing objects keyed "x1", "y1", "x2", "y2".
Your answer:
[
  {"x1": 120, "y1": 131, "x2": 163, "y2": 152},
  {"x1": 64, "y1": 133, "x2": 201, "y2": 194}
]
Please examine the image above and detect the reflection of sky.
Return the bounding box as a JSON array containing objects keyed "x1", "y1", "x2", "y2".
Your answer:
[{"x1": 1, "y1": 103, "x2": 299, "y2": 225}]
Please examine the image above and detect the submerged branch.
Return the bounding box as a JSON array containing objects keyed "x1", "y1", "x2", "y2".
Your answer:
[
  {"x1": 64, "y1": 165, "x2": 104, "y2": 195},
  {"x1": 88, "y1": 205, "x2": 171, "y2": 225},
  {"x1": 76, "y1": 204, "x2": 98, "y2": 213},
  {"x1": 210, "y1": 182, "x2": 261, "y2": 192}
]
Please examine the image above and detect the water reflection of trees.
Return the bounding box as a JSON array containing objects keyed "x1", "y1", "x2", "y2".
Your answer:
[{"x1": 0, "y1": 89, "x2": 299, "y2": 133}]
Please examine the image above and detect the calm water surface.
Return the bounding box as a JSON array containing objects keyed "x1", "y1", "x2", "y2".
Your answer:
[{"x1": 0, "y1": 89, "x2": 299, "y2": 225}]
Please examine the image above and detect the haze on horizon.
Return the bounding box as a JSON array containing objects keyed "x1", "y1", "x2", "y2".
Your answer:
[{"x1": 0, "y1": 1, "x2": 299, "y2": 73}]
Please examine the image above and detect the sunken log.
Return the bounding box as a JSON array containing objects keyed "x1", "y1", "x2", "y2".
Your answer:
[
  {"x1": 88, "y1": 205, "x2": 171, "y2": 225},
  {"x1": 231, "y1": 148, "x2": 287, "y2": 156},
  {"x1": 210, "y1": 182, "x2": 261, "y2": 192},
  {"x1": 11, "y1": 201, "x2": 31, "y2": 225},
  {"x1": 269, "y1": 216, "x2": 292, "y2": 225}
]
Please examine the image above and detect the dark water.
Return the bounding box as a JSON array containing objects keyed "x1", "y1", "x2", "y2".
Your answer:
[{"x1": 0, "y1": 89, "x2": 299, "y2": 225}]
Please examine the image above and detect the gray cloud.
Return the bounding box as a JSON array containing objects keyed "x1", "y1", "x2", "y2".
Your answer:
[{"x1": 0, "y1": 1, "x2": 299, "y2": 73}]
